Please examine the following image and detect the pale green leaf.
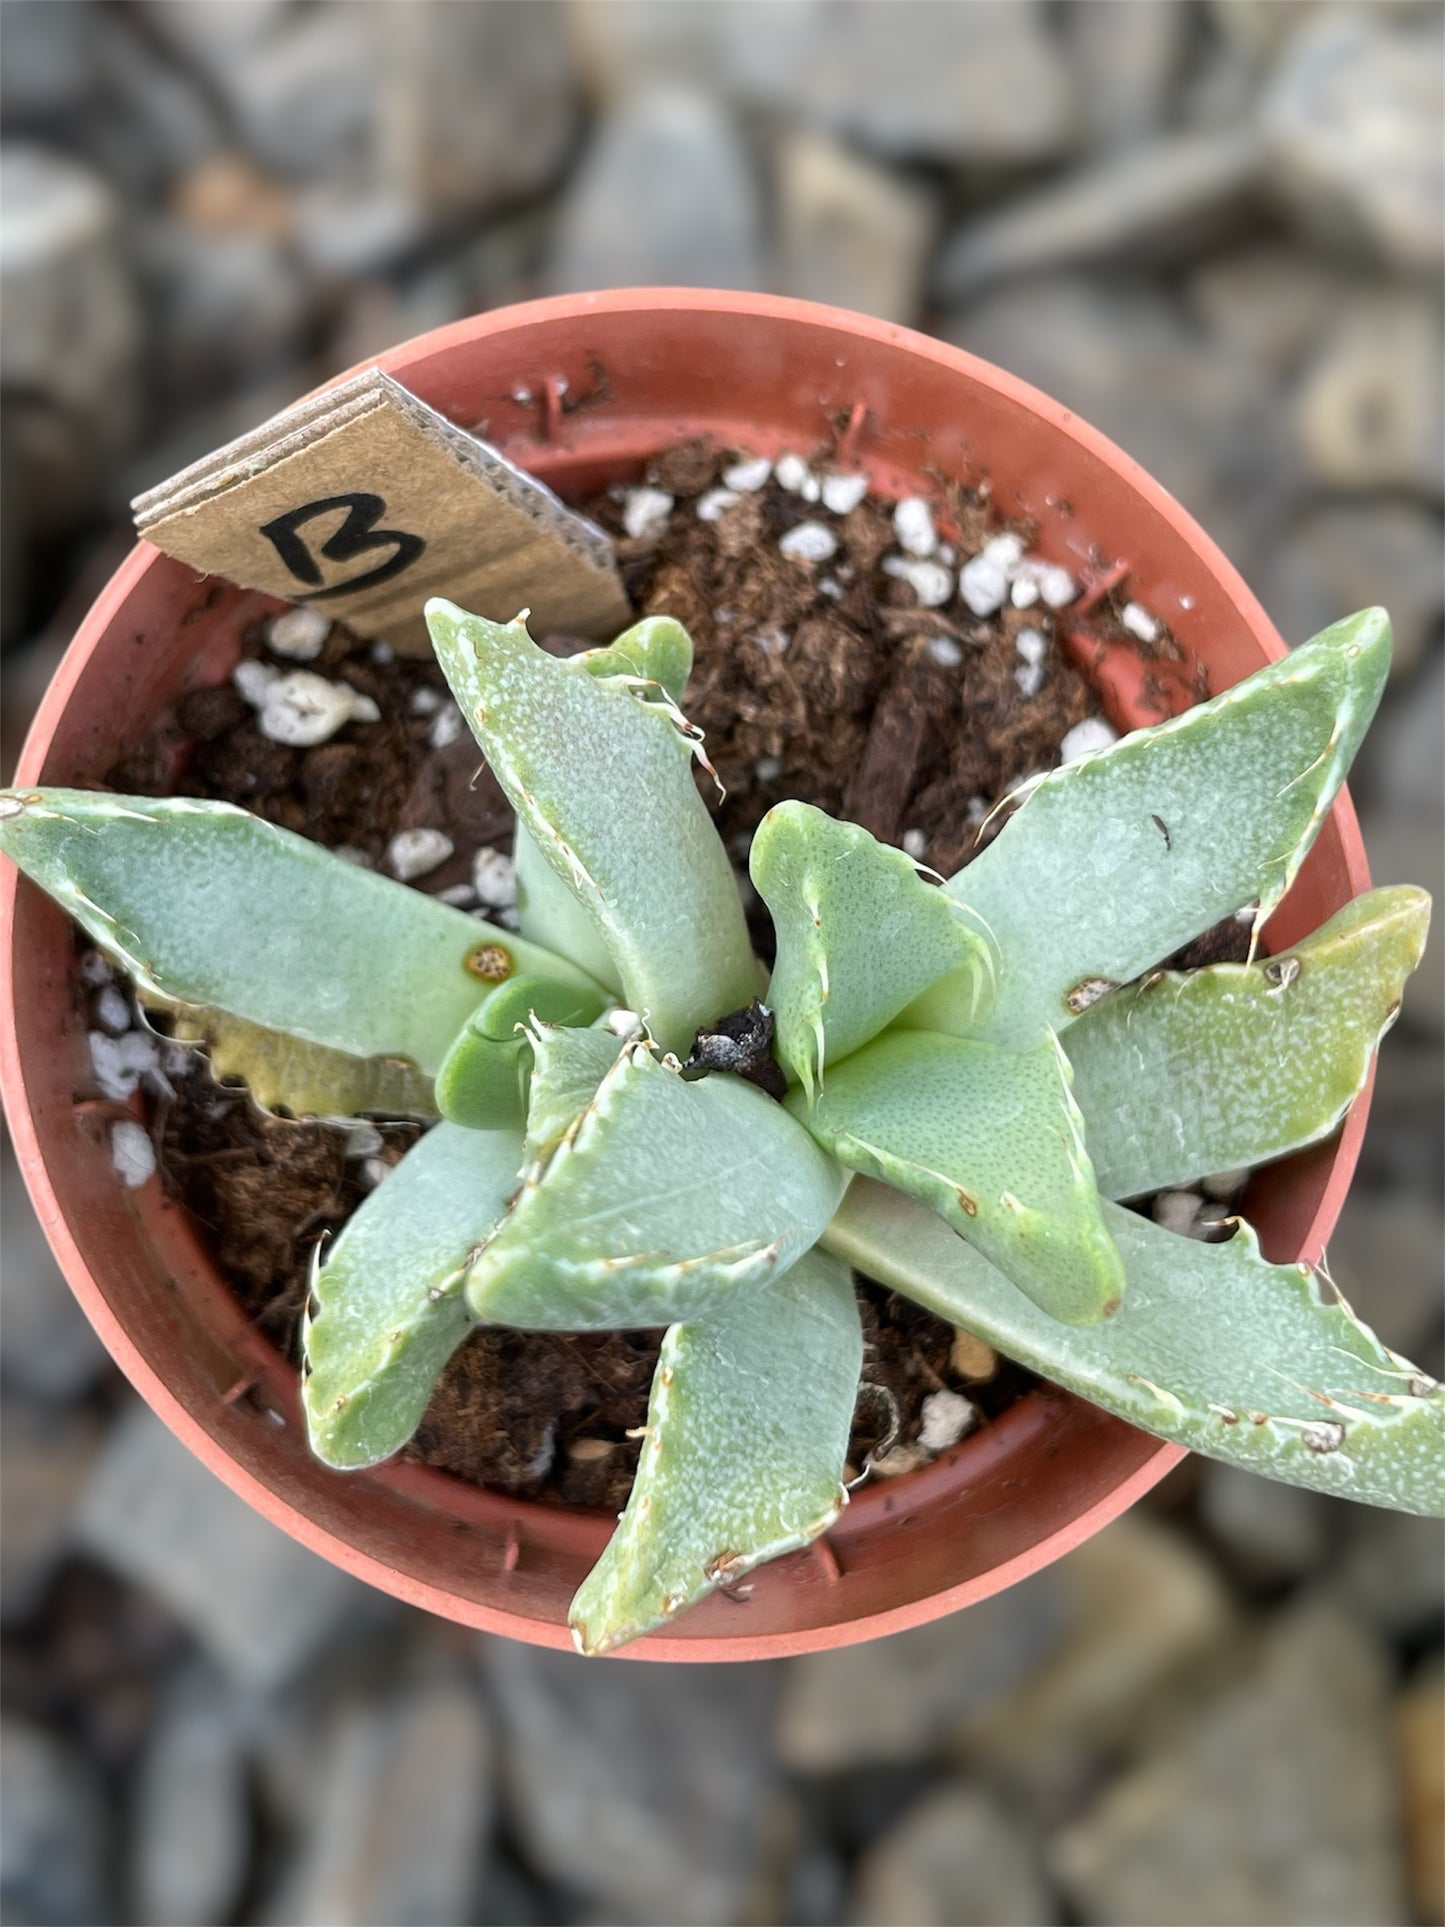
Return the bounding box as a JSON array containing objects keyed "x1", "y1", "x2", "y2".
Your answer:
[
  {"x1": 924, "y1": 609, "x2": 1391, "y2": 1049},
  {"x1": 0, "y1": 789, "x2": 597, "y2": 1112},
  {"x1": 795, "y1": 1030, "x2": 1124, "y2": 1325},
  {"x1": 162, "y1": 1003, "x2": 439, "y2": 1118},
  {"x1": 750, "y1": 801, "x2": 995, "y2": 1097},
  {"x1": 426, "y1": 602, "x2": 757, "y2": 1055},
  {"x1": 433, "y1": 974, "x2": 607, "y2": 1130},
  {"x1": 465, "y1": 1037, "x2": 847, "y2": 1331},
  {"x1": 302, "y1": 1122, "x2": 524, "y2": 1468},
  {"x1": 575, "y1": 613, "x2": 694, "y2": 705},
  {"x1": 1070, "y1": 887, "x2": 1433, "y2": 1199},
  {"x1": 522, "y1": 1020, "x2": 626, "y2": 1164},
  {"x1": 824, "y1": 1182, "x2": 1445, "y2": 1514},
  {"x1": 570, "y1": 1247, "x2": 862, "y2": 1655},
  {"x1": 513, "y1": 820, "x2": 622, "y2": 993}
]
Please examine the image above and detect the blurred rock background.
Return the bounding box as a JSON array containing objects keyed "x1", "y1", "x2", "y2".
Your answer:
[{"x1": 1, "y1": 2, "x2": 1441, "y2": 1922}]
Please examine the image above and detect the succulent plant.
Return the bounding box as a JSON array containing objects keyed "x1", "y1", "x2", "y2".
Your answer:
[{"x1": 2, "y1": 599, "x2": 1439, "y2": 1656}]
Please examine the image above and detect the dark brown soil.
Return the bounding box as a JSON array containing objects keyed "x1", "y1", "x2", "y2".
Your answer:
[{"x1": 116, "y1": 443, "x2": 1130, "y2": 1514}]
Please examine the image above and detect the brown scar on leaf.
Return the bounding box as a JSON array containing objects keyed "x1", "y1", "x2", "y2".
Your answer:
[
  {"x1": 1150, "y1": 813, "x2": 1172, "y2": 851},
  {"x1": 1067, "y1": 976, "x2": 1118, "y2": 1015},
  {"x1": 954, "y1": 1187, "x2": 978, "y2": 1217},
  {"x1": 1264, "y1": 955, "x2": 1301, "y2": 990},
  {"x1": 466, "y1": 942, "x2": 513, "y2": 983}
]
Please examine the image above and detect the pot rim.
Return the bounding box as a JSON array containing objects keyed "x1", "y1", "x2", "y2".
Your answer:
[{"x1": 0, "y1": 289, "x2": 1372, "y2": 1660}]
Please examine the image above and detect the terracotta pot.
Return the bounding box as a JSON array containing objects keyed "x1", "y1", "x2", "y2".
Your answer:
[{"x1": 1, "y1": 291, "x2": 1371, "y2": 1660}]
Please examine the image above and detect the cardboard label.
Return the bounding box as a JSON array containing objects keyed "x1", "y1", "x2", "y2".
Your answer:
[{"x1": 132, "y1": 368, "x2": 633, "y2": 655}]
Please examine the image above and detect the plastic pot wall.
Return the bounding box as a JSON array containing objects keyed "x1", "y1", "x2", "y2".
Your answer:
[{"x1": 0, "y1": 292, "x2": 1371, "y2": 1660}]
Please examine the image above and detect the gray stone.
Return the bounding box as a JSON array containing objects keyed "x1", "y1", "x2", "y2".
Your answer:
[
  {"x1": 132, "y1": 0, "x2": 294, "y2": 73},
  {"x1": 850, "y1": 1783, "x2": 1056, "y2": 1927},
  {"x1": 952, "y1": 1516, "x2": 1234, "y2": 1801},
  {"x1": 1337, "y1": 1504, "x2": 1445, "y2": 1642},
  {"x1": 773, "y1": 128, "x2": 935, "y2": 325},
  {"x1": 945, "y1": 275, "x2": 1297, "y2": 576},
  {"x1": 1256, "y1": 502, "x2": 1444, "y2": 680},
  {"x1": 0, "y1": 1146, "x2": 110, "y2": 1400},
  {"x1": 82, "y1": 9, "x2": 224, "y2": 198},
  {"x1": 575, "y1": 0, "x2": 1077, "y2": 164},
  {"x1": 131, "y1": 1664, "x2": 252, "y2": 1927},
  {"x1": 140, "y1": 219, "x2": 309, "y2": 394},
  {"x1": 195, "y1": 7, "x2": 375, "y2": 180},
  {"x1": 730, "y1": 0, "x2": 1078, "y2": 165},
  {"x1": 0, "y1": 0, "x2": 100, "y2": 122},
  {"x1": 267, "y1": 1665, "x2": 492, "y2": 1926},
  {"x1": 548, "y1": 89, "x2": 761, "y2": 294},
  {"x1": 778, "y1": 1570, "x2": 1067, "y2": 1772},
  {"x1": 1353, "y1": 811, "x2": 1444, "y2": 1033},
  {"x1": 482, "y1": 1638, "x2": 778, "y2": 1925},
  {"x1": 1051, "y1": 1598, "x2": 1406, "y2": 1926},
  {"x1": 75, "y1": 1401, "x2": 367, "y2": 1689},
  {"x1": 0, "y1": 1719, "x2": 112, "y2": 1925},
  {"x1": 1198, "y1": 1462, "x2": 1329, "y2": 1584},
  {"x1": 1366, "y1": 648, "x2": 1445, "y2": 818},
  {"x1": 937, "y1": 131, "x2": 1263, "y2": 303},
  {"x1": 1064, "y1": 0, "x2": 1192, "y2": 150},
  {"x1": 1263, "y1": 9, "x2": 1445, "y2": 274},
  {"x1": 0, "y1": 1396, "x2": 104, "y2": 1622},
  {"x1": 1184, "y1": 245, "x2": 1352, "y2": 378},
  {"x1": 1293, "y1": 294, "x2": 1445, "y2": 497},
  {"x1": 1327, "y1": 1185, "x2": 1444, "y2": 1364},
  {"x1": 0, "y1": 145, "x2": 143, "y2": 529}
]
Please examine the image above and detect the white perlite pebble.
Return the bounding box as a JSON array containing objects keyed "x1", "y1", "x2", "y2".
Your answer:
[
  {"x1": 820, "y1": 471, "x2": 869, "y2": 515},
  {"x1": 604, "y1": 1008, "x2": 641, "y2": 1037},
  {"x1": 332, "y1": 845, "x2": 372, "y2": 867},
  {"x1": 437, "y1": 884, "x2": 476, "y2": 907},
  {"x1": 1152, "y1": 1190, "x2": 1204, "y2": 1237},
  {"x1": 1060, "y1": 716, "x2": 1120, "y2": 763},
  {"x1": 266, "y1": 607, "x2": 330, "y2": 661},
  {"x1": 110, "y1": 1120, "x2": 156, "y2": 1190},
  {"x1": 429, "y1": 706, "x2": 465, "y2": 749},
  {"x1": 958, "y1": 533, "x2": 1025, "y2": 616},
  {"x1": 386, "y1": 828, "x2": 454, "y2": 881},
  {"x1": 755, "y1": 755, "x2": 783, "y2": 782},
  {"x1": 232, "y1": 658, "x2": 279, "y2": 706},
  {"x1": 409, "y1": 686, "x2": 443, "y2": 715},
  {"x1": 243, "y1": 670, "x2": 380, "y2": 748},
  {"x1": 893, "y1": 495, "x2": 937, "y2": 558},
  {"x1": 1015, "y1": 660, "x2": 1045, "y2": 698},
  {"x1": 370, "y1": 641, "x2": 394, "y2": 665},
  {"x1": 901, "y1": 829, "x2": 928, "y2": 859},
  {"x1": 882, "y1": 555, "x2": 954, "y2": 608},
  {"x1": 78, "y1": 950, "x2": 114, "y2": 987},
  {"x1": 1121, "y1": 601, "x2": 1160, "y2": 643},
  {"x1": 1016, "y1": 628, "x2": 1047, "y2": 667},
  {"x1": 334, "y1": 1119, "x2": 384, "y2": 1158},
  {"x1": 696, "y1": 487, "x2": 740, "y2": 523},
  {"x1": 92, "y1": 984, "x2": 132, "y2": 1036},
  {"x1": 778, "y1": 521, "x2": 838, "y2": 564},
  {"x1": 773, "y1": 452, "x2": 817, "y2": 497},
  {"x1": 723, "y1": 454, "x2": 772, "y2": 492},
  {"x1": 1013, "y1": 558, "x2": 1077, "y2": 610},
  {"x1": 471, "y1": 847, "x2": 516, "y2": 909},
  {"x1": 622, "y1": 487, "x2": 673, "y2": 540},
  {"x1": 89, "y1": 1030, "x2": 161, "y2": 1101},
  {"x1": 919, "y1": 1389, "x2": 978, "y2": 1453},
  {"x1": 360, "y1": 1156, "x2": 391, "y2": 1191},
  {"x1": 925, "y1": 636, "x2": 963, "y2": 668}
]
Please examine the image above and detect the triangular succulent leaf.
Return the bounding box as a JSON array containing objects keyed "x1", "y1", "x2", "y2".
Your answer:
[
  {"x1": 794, "y1": 1030, "x2": 1123, "y2": 1325},
  {"x1": 0, "y1": 788, "x2": 596, "y2": 1115},
  {"x1": 433, "y1": 975, "x2": 608, "y2": 1130},
  {"x1": 425, "y1": 602, "x2": 756, "y2": 1055},
  {"x1": 513, "y1": 820, "x2": 623, "y2": 992},
  {"x1": 575, "y1": 613, "x2": 694, "y2": 705},
  {"x1": 750, "y1": 801, "x2": 996, "y2": 1097},
  {"x1": 302, "y1": 1122, "x2": 524, "y2": 1468},
  {"x1": 522, "y1": 1020, "x2": 628, "y2": 1165},
  {"x1": 465, "y1": 1037, "x2": 847, "y2": 1331},
  {"x1": 1071, "y1": 888, "x2": 1432, "y2": 1199},
  {"x1": 824, "y1": 1181, "x2": 1445, "y2": 1514},
  {"x1": 925, "y1": 609, "x2": 1391, "y2": 1049},
  {"x1": 569, "y1": 1247, "x2": 861, "y2": 1654}
]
